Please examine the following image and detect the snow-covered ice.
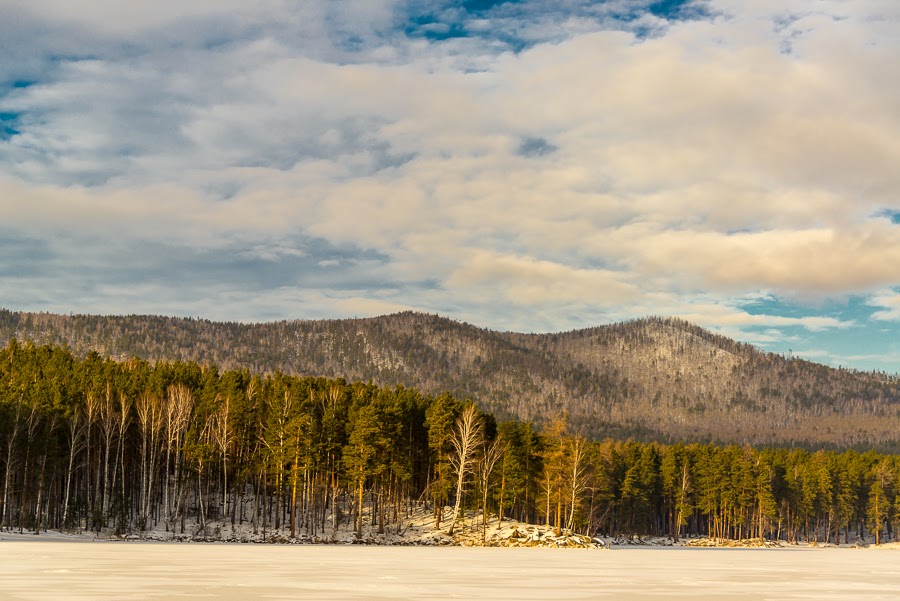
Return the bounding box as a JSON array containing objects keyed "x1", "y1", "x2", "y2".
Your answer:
[{"x1": 1, "y1": 536, "x2": 898, "y2": 600}]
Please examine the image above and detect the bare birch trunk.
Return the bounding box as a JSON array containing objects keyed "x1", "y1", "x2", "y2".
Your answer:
[
  {"x1": 62, "y1": 408, "x2": 81, "y2": 528},
  {"x1": 356, "y1": 477, "x2": 364, "y2": 540},
  {"x1": 2, "y1": 397, "x2": 24, "y2": 530},
  {"x1": 448, "y1": 405, "x2": 483, "y2": 536}
]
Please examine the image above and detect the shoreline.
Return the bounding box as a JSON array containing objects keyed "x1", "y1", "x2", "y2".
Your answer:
[{"x1": 3, "y1": 528, "x2": 898, "y2": 551}]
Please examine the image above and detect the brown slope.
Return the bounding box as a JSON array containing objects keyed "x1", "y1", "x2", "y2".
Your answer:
[
  {"x1": 511, "y1": 318, "x2": 900, "y2": 448},
  {"x1": 1, "y1": 309, "x2": 898, "y2": 449}
]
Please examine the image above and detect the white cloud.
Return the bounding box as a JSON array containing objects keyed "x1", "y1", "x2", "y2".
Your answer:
[
  {"x1": 1, "y1": 0, "x2": 899, "y2": 368},
  {"x1": 445, "y1": 250, "x2": 638, "y2": 307},
  {"x1": 868, "y1": 290, "x2": 900, "y2": 321}
]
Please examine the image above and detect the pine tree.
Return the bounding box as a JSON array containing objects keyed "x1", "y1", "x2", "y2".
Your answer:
[
  {"x1": 424, "y1": 393, "x2": 461, "y2": 529},
  {"x1": 867, "y1": 460, "x2": 894, "y2": 545}
]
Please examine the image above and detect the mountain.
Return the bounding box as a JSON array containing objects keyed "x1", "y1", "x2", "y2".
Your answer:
[{"x1": 1, "y1": 308, "x2": 898, "y2": 449}]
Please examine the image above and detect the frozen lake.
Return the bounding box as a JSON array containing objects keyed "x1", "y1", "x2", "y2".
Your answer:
[{"x1": 2, "y1": 537, "x2": 899, "y2": 600}]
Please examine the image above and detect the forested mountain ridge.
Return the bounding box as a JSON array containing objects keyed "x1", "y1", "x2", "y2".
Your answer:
[
  {"x1": 4, "y1": 341, "x2": 899, "y2": 544},
  {"x1": 1, "y1": 309, "x2": 898, "y2": 449}
]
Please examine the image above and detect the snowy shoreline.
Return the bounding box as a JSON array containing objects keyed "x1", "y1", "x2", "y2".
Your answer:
[{"x1": 4, "y1": 527, "x2": 899, "y2": 551}]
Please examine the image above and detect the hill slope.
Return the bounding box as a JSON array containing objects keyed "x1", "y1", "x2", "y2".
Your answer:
[{"x1": 1, "y1": 309, "x2": 898, "y2": 448}]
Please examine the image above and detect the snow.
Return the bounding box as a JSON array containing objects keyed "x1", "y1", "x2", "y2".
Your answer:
[
  {"x1": 32, "y1": 506, "x2": 604, "y2": 548},
  {"x1": 1, "y1": 536, "x2": 899, "y2": 600}
]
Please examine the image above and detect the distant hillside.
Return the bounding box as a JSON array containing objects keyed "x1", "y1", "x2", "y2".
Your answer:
[{"x1": 1, "y1": 308, "x2": 898, "y2": 449}]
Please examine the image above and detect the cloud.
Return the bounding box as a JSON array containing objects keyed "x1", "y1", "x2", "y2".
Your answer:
[
  {"x1": 445, "y1": 250, "x2": 638, "y2": 307},
  {"x1": 5, "y1": 0, "x2": 258, "y2": 32},
  {"x1": 1, "y1": 0, "x2": 899, "y2": 369},
  {"x1": 868, "y1": 290, "x2": 900, "y2": 322},
  {"x1": 622, "y1": 225, "x2": 900, "y2": 295},
  {"x1": 0, "y1": 231, "x2": 55, "y2": 277},
  {"x1": 679, "y1": 308, "x2": 852, "y2": 333}
]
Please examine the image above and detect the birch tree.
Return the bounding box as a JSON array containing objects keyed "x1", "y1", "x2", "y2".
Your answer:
[
  {"x1": 565, "y1": 435, "x2": 590, "y2": 533},
  {"x1": 135, "y1": 391, "x2": 162, "y2": 531},
  {"x1": 479, "y1": 435, "x2": 505, "y2": 542},
  {"x1": 210, "y1": 393, "x2": 231, "y2": 524},
  {"x1": 447, "y1": 404, "x2": 482, "y2": 536},
  {"x1": 98, "y1": 384, "x2": 116, "y2": 527},
  {"x1": 163, "y1": 384, "x2": 194, "y2": 533},
  {"x1": 61, "y1": 405, "x2": 84, "y2": 528},
  {"x1": 1, "y1": 395, "x2": 23, "y2": 529}
]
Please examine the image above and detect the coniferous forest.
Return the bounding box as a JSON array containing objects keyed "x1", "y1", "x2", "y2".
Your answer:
[
  {"x1": 3, "y1": 309, "x2": 899, "y2": 450},
  {"x1": 2, "y1": 339, "x2": 900, "y2": 544}
]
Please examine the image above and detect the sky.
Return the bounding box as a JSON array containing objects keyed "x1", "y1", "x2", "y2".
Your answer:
[{"x1": 1, "y1": 1, "x2": 898, "y2": 372}]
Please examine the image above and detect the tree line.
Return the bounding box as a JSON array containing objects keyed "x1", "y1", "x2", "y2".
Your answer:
[
  {"x1": 1, "y1": 339, "x2": 899, "y2": 544},
  {"x1": 3, "y1": 310, "x2": 900, "y2": 450}
]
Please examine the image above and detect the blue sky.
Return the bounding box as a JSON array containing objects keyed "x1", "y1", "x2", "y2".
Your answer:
[{"x1": 1, "y1": 0, "x2": 899, "y2": 372}]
